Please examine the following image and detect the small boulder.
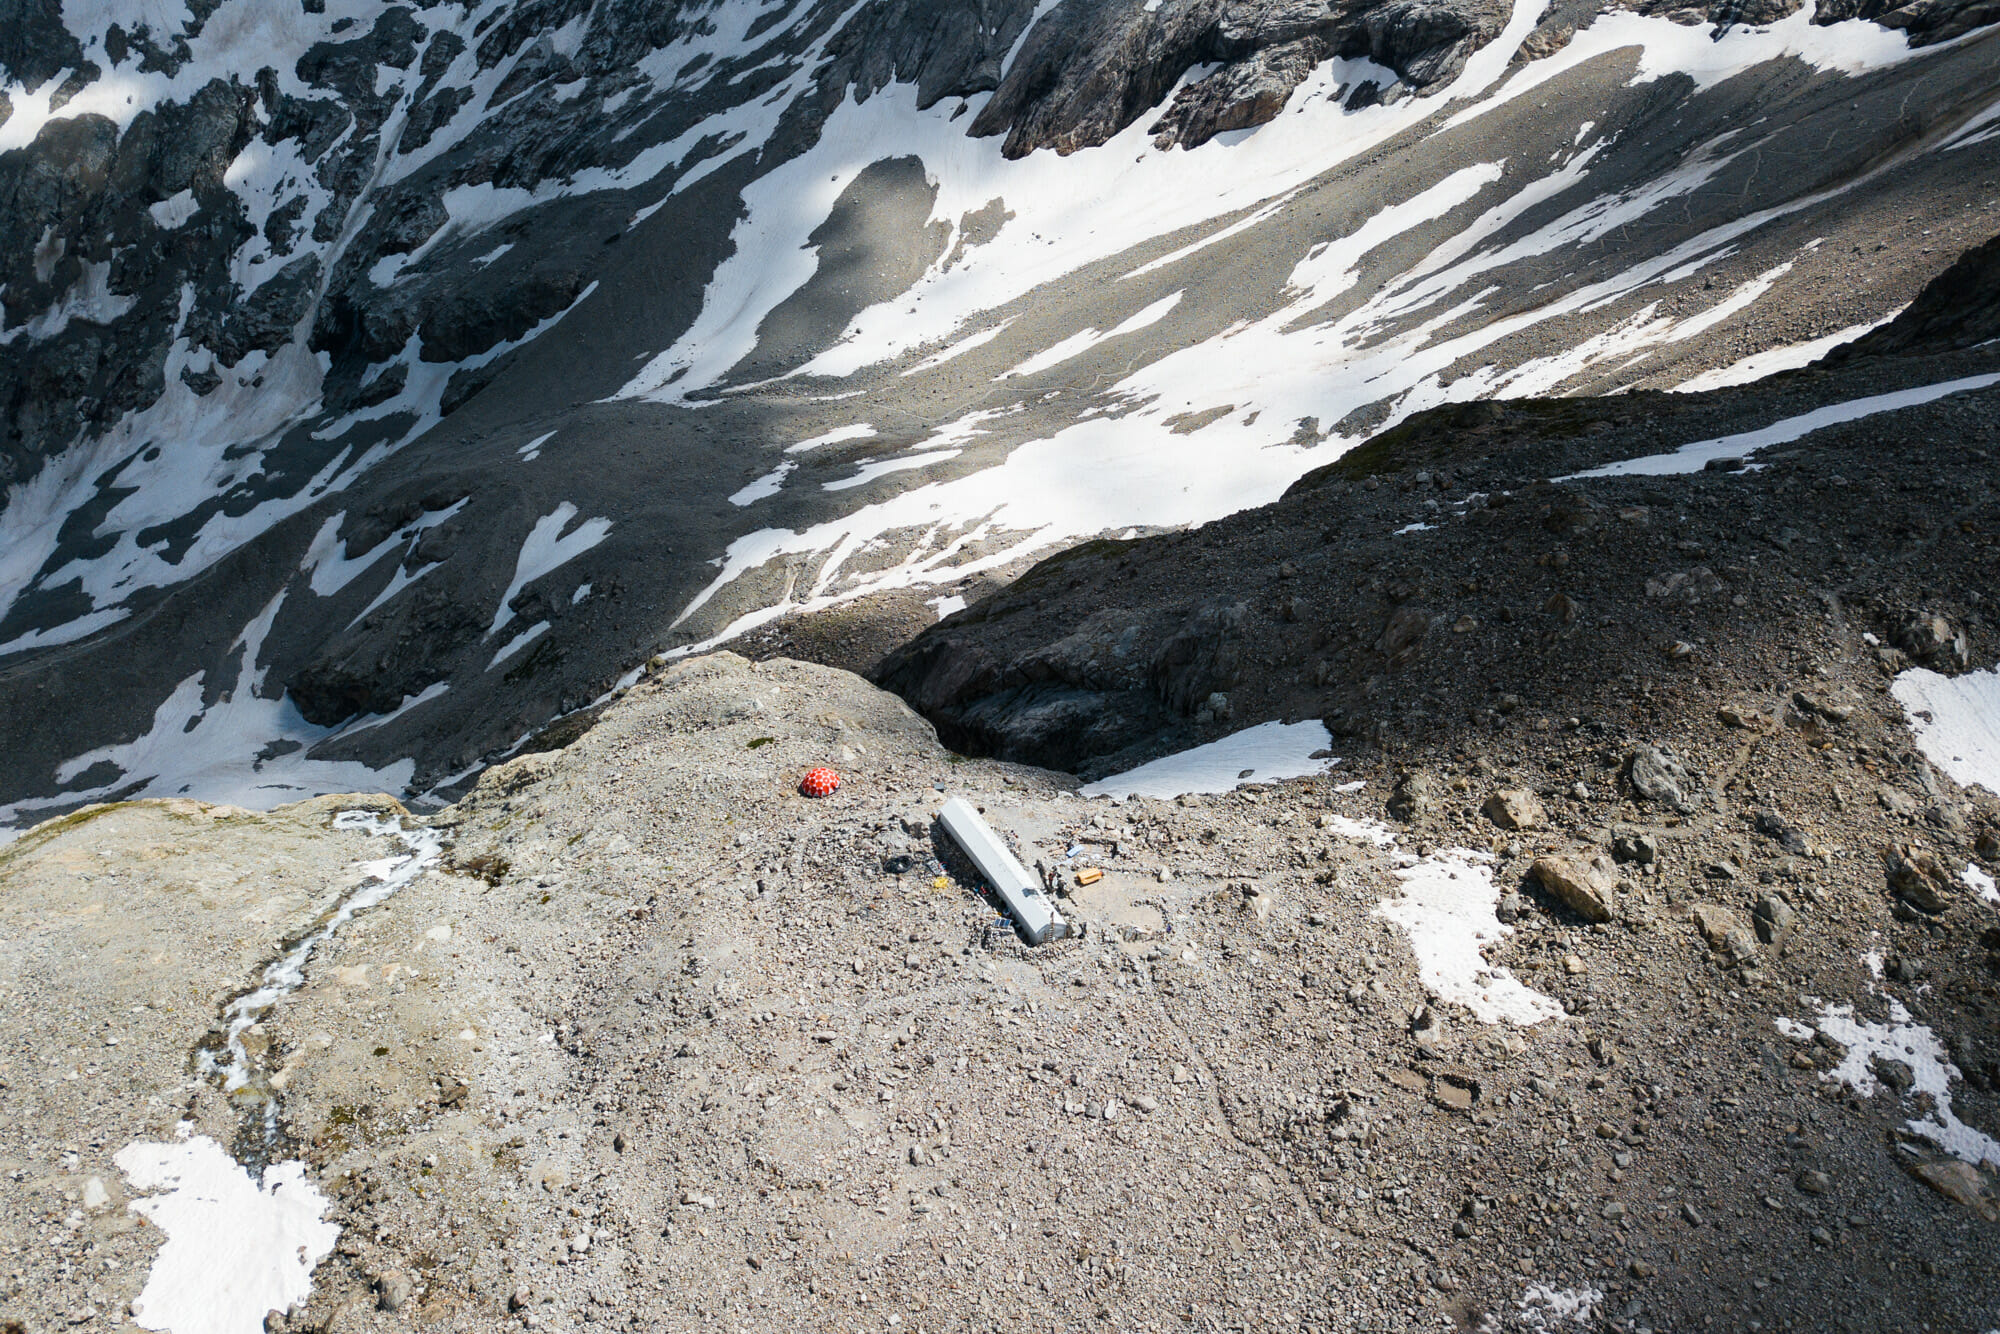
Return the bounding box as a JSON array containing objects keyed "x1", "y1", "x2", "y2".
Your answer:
[
  {"x1": 375, "y1": 1270, "x2": 414, "y2": 1312},
  {"x1": 1529, "y1": 854, "x2": 1617, "y2": 923},
  {"x1": 1754, "y1": 810, "x2": 1808, "y2": 854},
  {"x1": 1871, "y1": 1055, "x2": 1915, "y2": 1093},
  {"x1": 1626, "y1": 747, "x2": 1696, "y2": 811},
  {"x1": 1791, "y1": 691, "x2": 1855, "y2": 724},
  {"x1": 1387, "y1": 771, "x2": 1437, "y2": 822},
  {"x1": 1484, "y1": 789, "x2": 1545, "y2": 831},
  {"x1": 1898, "y1": 614, "x2": 1968, "y2": 670},
  {"x1": 1883, "y1": 845, "x2": 1955, "y2": 914},
  {"x1": 1611, "y1": 831, "x2": 1658, "y2": 865},
  {"x1": 1690, "y1": 903, "x2": 1759, "y2": 967},
  {"x1": 1752, "y1": 893, "x2": 1797, "y2": 950},
  {"x1": 1717, "y1": 703, "x2": 1767, "y2": 730},
  {"x1": 1377, "y1": 605, "x2": 1432, "y2": 668}
]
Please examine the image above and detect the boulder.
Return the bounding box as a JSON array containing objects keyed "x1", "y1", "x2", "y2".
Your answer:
[
  {"x1": 1611, "y1": 831, "x2": 1658, "y2": 865},
  {"x1": 1883, "y1": 845, "x2": 1956, "y2": 914},
  {"x1": 1753, "y1": 810, "x2": 1809, "y2": 854},
  {"x1": 1751, "y1": 892, "x2": 1797, "y2": 950},
  {"x1": 1483, "y1": 789, "x2": 1544, "y2": 831},
  {"x1": 1376, "y1": 605, "x2": 1431, "y2": 668},
  {"x1": 1387, "y1": 771, "x2": 1437, "y2": 822},
  {"x1": 1897, "y1": 613, "x2": 1969, "y2": 670},
  {"x1": 1906, "y1": 1158, "x2": 1999, "y2": 1222},
  {"x1": 1627, "y1": 747, "x2": 1696, "y2": 811},
  {"x1": 1690, "y1": 903, "x2": 1759, "y2": 967},
  {"x1": 1529, "y1": 854, "x2": 1617, "y2": 923}
]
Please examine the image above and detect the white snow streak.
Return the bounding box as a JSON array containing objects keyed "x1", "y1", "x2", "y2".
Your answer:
[
  {"x1": 1671, "y1": 311, "x2": 1901, "y2": 391},
  {"x1": 1081, "y1": 720, "x2": 1337, "y2": 798},
  {"x1": 1562, "y1": 373, "x2": 2000, "y2": 478},
  {"x1": 730, "y1": 461, "x2": 796, "y2": 505},
  {"x1": 487, "y1": 503, "x2": 612, "y2": 638},
  {"x1": 996, "y1": 291, "x2": 1184, "y2": 380}
]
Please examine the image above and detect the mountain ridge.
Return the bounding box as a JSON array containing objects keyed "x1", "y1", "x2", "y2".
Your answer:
[{"x1": 1, "y1": 0, "x2": 1998, "y2": 831}]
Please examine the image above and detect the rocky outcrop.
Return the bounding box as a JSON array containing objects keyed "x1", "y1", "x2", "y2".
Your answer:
[
  {"x1": 873, "y1": 601, "x2": 1174, "y2": 771},
  {"x1": 1809, "y1": 0, "x2": 2000, "y2": 41},
  {"x1": 874, "y1": 322, "x2": 2000, "y2": 782},
  {"x1": 1828, "y1": 229, "x2": 2000, "y2": 363},
  {"x1": 874, "y1": 591, "x2": 1270, "y2": 772},
  {"x1": 970, "y1": 0, "x2": 1510, "y2": 156}
]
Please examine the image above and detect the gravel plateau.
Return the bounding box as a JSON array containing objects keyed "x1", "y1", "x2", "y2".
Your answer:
[{"x1": 2, "y1": 627, "x2": 1996, "y2": 1331}]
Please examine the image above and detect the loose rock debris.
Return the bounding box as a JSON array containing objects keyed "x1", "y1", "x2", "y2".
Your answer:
[{"x1": 0, "y1": 653, "x2": 1995, "y2": 1333}]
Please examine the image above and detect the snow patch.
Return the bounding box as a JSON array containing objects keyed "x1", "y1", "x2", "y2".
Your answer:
[
  {"x1": 1375, "y1": 851, "x2": 1563, "y2": 1026},
  {"x1": 488, "y1": 620, "x2": 550, "y2": 670},
  {"x1": 901, "y1": 320, "x2": 1017, "y2": 375},
  {"x1": 730, "y1": 461, "x2": 796, "y2": 505},
  {"x1": 1080, "y1": 720, "x2": 1336, "y2": 798},
  {"x1": 1891, "y1": 665, "x2": 2000, "y2": 797},
  {"x1": 823, "y1": 449, "x2": 962, "y2": 492},
  {"x1": 1777, "y1": 997, "x2": 1999, "y2": 1167},
  {"x1": 0, "y1": 594, "x2": 417, "y2": 832},
  {"x1": 117, "y1": 1134, "x2": 338, "y2": 1334},
  {"x1": 786, "y1": 423, "x2": 878, "y2": 454},
  {"x1": 204, "y1": 810, "x2": 442, "y2": 1106},
  {"x1": 148, "y1": 190, "x2": 199, "y2": 230},
  {"x1": 0, "y1": 607, "x2": 132, "y2": 656},
  {"x1": 1671, "y1": 311, "x2": 1902, "y2": 391},
  {"x1": 996, "y1": 292, "x2": 1184, "y2": 380},
  {"x1": 1562, "y1": 373, "x2": 2000, "y2": 478},
  {"x1": 0, "y1": 260, "x2": 136, "y2": 345},
  {"x1": 488, "y1": 503, "x2": 612, "y2": 638},
  {"x1": 1510, "y1": 1283, "x2": 1604, "y2": 1330},
  {"x1": 1326, "y1": 814, "x2": 1399, "y2": 848}
]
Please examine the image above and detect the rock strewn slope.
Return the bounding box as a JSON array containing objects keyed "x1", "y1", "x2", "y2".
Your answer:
[
  {"x1": 873, "y1": 235, "x2": 2000, "y2": 780},
  {"x1": 3, "y1": 650, "x2": 1996, "y2": 1332}
]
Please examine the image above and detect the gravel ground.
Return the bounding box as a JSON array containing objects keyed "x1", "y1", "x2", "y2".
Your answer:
[{"x1": 2, "y1": 647, "x2": 1995, "y2": 1333}]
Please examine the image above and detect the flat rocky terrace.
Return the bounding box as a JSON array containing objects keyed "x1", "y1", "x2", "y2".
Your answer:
[{"x1": 2, "y1": 649, "x2": 1995, "y2": 1333}]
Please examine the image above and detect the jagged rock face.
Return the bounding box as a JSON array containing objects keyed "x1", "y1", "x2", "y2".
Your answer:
[
  {"x1": 0, "y1": 0, "x2": 1041, "y2": 487},
  {"x1": 972, "y1": 0, "x2": 1512, "y2": 156},
  {"x1": 2, "y1": 0, "x2": 1999, "y2": 824}
]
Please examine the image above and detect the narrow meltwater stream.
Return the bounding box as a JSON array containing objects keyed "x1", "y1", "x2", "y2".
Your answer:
[
  {"x1": 197, "y1": 810, "x2": 443, "y2": 1155},
  {"x1": 115, "y1": 811, "x2": 444, "y2": 1334}
]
